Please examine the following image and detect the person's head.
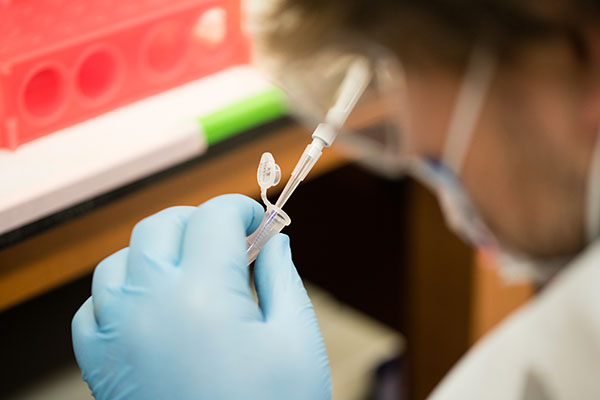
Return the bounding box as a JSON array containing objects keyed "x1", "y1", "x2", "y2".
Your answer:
[{"x1": 259, "y1": 0, "x2": 600, "y2": 268}]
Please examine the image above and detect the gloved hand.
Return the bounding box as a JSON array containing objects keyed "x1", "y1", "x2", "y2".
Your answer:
[{"x1": 72, "y1": 194, "x2": 331, "y2": 400}]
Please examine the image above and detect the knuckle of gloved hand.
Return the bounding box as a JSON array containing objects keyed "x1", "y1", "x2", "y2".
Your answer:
[
  {"x1": 92, "y1": 285, "x2": 121, "y2": 318},
  {"x1": 153, "y1": 205, "x2": 196, "y2": 218},
  {"x1": 190, "y1": 200, "x2": 242, "y2": 232},
  {"x1": 71, "y1": 302, "x2": 94, "y2": 340},
  {"x1": 201, "y1": 193, "x2": 256, "y2": 215},
  {"x1": 132, "y1": 206, "x2": 194, "y2": 239},
  {"x1": 130, "y1": 213, "x2": 161, "y2": 242},
  {"x1": 209, "y1": 193, "x2": 247, "y2": 204},
  {"x1": 91, "y1": 259, "x2": 126, "y2": 315}
]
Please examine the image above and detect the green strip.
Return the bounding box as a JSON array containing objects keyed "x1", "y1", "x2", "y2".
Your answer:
[{"x1": 199, "y1": 88, "x2": 288, "y2": 146}]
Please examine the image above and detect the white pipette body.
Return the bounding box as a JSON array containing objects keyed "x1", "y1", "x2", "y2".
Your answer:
[{"x1": 274, "y1": 58, "x2": 372, "y2": 209}]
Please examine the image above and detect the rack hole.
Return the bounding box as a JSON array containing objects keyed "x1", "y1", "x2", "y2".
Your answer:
[
  {"x1": 194, "y1": 8, "x2": 227, "y2": 46},
  {"x1": 77, "y1": 49, "x2": 119, "y2": 99},
  {"x1": 22, "y1": 66, "x2": 66, "y2": 119},
  {"x1": 144, "y1": 21, "x2": 188, "y2": 74}
]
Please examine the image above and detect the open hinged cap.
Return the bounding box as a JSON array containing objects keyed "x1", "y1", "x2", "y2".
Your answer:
[{"x1": 257, "y1": 152, "x2": 281, "y2": 206}]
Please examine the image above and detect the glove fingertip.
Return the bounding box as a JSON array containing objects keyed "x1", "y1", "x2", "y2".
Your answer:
[
  {"x1": 181, "y1": 194, "x2": 265, "y2": 271},
  {"x1": 72, "y1": 297, "x2": 98, "y2": 334},
  {"x1": 203, "y1": 194, "x2": 265, "y2": 235},
  {"x1": 258, "y1": 233, "x2": 293, "y2": 266},
  {"x1": 72, "y1": 297, "x2": 99, "y2": 362}
]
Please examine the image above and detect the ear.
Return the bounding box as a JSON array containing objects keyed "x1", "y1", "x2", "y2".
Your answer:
[{"x1": 581, "y1": 26, "x2": 600, "y2": 128}]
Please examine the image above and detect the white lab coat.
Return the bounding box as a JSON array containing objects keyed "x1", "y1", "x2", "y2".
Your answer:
[{"x1": 429, "y1": 241, "x2": 600, "y2": 400}]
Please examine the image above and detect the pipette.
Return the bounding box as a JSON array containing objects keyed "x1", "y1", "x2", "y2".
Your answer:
[
  {"x1": 275, "y1": 59, "x2": 372, "y2": 209},
  {"x1": 246, "y1": 58, "x2": 371, "y2": 263}
]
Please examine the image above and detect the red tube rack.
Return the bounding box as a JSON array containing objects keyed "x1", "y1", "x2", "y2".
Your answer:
[{"x1": 0, "y1": 0, "x2": 250, "y2": 149}]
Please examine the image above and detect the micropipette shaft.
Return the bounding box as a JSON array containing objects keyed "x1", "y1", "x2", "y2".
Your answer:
[{"x1": 274, "y1": 59, "x2": 372, "y2": 209}]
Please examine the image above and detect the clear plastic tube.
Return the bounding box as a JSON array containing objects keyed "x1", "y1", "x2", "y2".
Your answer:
[
  {"x1": 275, "y1": 141, "x2": 322, "y2": 209},
  {"x1": 246, "y1": 204, "x2": 291, "y2": 264}
]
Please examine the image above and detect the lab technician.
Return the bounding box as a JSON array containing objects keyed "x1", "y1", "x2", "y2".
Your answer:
[{"x1": 72, "y1": 1, "x2": 600, "y2": 399}]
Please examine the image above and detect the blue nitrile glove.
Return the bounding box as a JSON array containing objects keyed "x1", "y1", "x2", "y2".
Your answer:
[{"x1": 72, "y1": 194, "x2": 331, "y2": 400}]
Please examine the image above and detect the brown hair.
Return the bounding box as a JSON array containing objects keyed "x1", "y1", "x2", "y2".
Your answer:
[{"x1": 258, "y1": 0, "x2": 600, "y2": 70}]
